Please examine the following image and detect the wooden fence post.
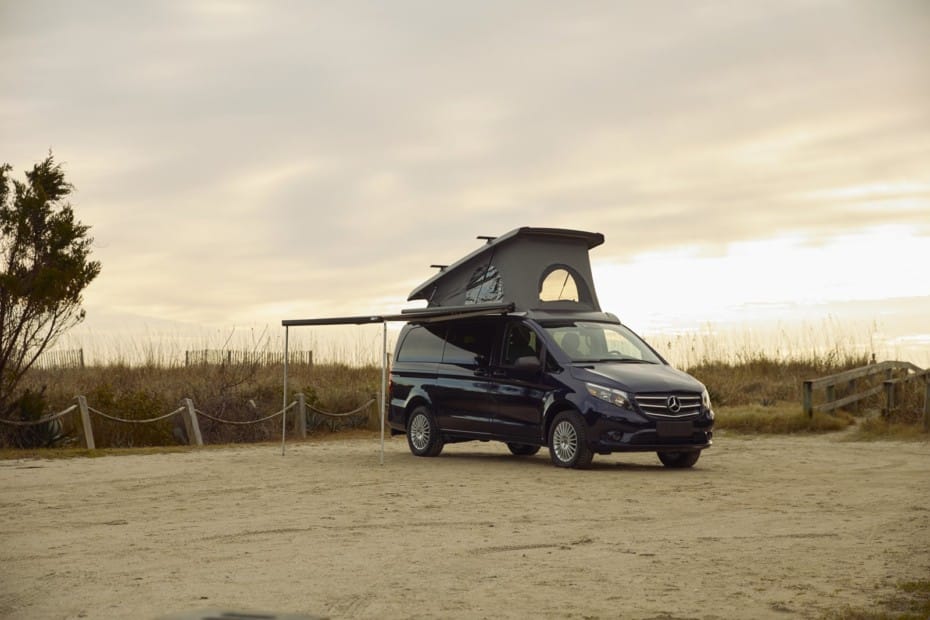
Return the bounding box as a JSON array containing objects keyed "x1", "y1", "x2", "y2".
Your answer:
[
  {"x1": 847, "y1": 379, "x2": 858, "y2": 413},
  {"x1": 182, "y1": 398, "x2": 204, "y2": 446},
  {"x1": 825, "y1": 384, "x2": 836, "y2": 412},
  {"x1": 803, "y1": 381, "x2": 813, "y2": 417},
  {"x1": 295, "y1": 393, "x2": 307, "y2": 439},
  {"x1": 75, "y1": 395, "x2": 95, "y2": 450},
  {"x1": 923, "y1": 376, "x2": 929, "y2": 433},
  {"x1": 883, "y1": 380, "x2": 895, "y2": 417}
]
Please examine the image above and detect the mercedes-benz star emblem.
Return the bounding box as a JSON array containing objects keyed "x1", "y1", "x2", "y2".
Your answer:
[{"x1": 667, "y1": 395, "x2": 681, "y2": 413}]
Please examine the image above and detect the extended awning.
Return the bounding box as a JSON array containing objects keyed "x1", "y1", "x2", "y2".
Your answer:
[
  {"x1": 282, "y1": 302, "x2": 515, "y2": 327},
  {"x1": 279, "y1": 302, "x2": 515, "y2": 462}
]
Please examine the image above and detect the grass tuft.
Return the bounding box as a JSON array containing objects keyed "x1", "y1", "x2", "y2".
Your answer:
[{"x1": 714, "y1": 403, "x2": 854, "y2": 434}]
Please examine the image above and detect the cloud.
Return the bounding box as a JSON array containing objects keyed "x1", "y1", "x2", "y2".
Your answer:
[{"x1": 2, "y1": 1, "x2": 929, "y2": 330}]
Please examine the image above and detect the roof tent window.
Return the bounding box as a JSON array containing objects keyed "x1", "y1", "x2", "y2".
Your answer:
[
  {"x1": 539, "y1": 266, "x2": 581, "y2": 303},
  {"x1": 464, "y1": 265, "x2": 504, "y2": 305}
]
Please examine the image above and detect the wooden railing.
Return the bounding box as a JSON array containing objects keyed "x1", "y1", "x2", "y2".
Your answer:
[{"x1": 803, "y1": 360, "x2": 930, "y2": 430}]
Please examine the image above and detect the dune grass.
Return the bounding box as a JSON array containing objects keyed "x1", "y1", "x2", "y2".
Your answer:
[
  {"x1": 2, "y1": 336, "x2": 927, "y2": 450},
  {"x1": 713, "y1": 403, "x2": 854, "y2": 434}
]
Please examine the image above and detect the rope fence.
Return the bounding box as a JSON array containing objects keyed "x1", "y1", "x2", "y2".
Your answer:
[
  {"x1": 194, "y1": 402, "x2": 296, "y2": 425},
  {"x1": 306, "y1": 399, "x2": 376, "y2": 418},
  {"x1": 0, "y1": 405, "x2": 78, "y2": 427},
  {"x1": 87, "y1": 406, "x2": 186, "y2": 424},
  {"x1": 0, "y1": 394, "x2": 375, "y2": 450}
]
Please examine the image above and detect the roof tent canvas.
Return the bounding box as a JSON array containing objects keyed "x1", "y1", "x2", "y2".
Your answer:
[{"x1": 408, "y1": 227, "x2": 604, "y2": 313}]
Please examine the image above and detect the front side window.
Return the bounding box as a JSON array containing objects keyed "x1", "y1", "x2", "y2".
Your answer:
[
  {"x1": 543, "y1": 321, "x2": 662, "y2": 364},
  {"x1": 502, "y1": 323, "x2": 540, "y2": 366}
]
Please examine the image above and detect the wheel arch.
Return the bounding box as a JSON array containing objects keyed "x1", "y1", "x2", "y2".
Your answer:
[
  {"x1": 542, "y1": 399, "x2": 582, "y2": 442},
  {"x1": 403, "y1": 392, "x2": 433, "y2": 428}
]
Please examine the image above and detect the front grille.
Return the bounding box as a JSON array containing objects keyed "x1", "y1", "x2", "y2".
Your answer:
[{"x1": 635, "y1": 393, "x2": 702, "y2": 418}]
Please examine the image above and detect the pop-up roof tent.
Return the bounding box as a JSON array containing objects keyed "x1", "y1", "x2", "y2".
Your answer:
[
  {"x1": 407, "y1": 227, "x2": 604, "y2": 314},
  {"x1": 280, "y1": 227, "x2": 607, "y2": 460}
]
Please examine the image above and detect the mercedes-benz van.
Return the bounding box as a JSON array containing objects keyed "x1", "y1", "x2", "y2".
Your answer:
[
  {"x1": 385, "y1": 227, "x2": 714, "y2": 469},
  {"x1": 388, "y1": 313, "x2": 713, "y2": 468}
]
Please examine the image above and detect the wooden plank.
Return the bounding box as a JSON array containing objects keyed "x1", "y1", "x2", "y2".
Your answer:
[
  {"x1": 884, "y1": 369, "x2": 930, "y2": 385},
  {"x1": 806, "y1": 361, "x2": 898, "y2": 389},
  {"x1": 813, "y1": 384, "x2": 884, "y2": 412}
]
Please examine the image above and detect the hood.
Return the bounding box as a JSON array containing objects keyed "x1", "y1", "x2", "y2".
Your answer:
[{"x1": 570, "y1": 362, "x2": 704, "y2": 394}]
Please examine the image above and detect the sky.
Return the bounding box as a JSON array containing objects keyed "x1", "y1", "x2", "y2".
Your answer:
[{"x1": 2, "y1": 1, "x2": 929, "y2": 363}]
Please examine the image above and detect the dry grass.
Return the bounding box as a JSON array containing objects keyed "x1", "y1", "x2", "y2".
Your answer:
[
  {"x1": 684, "y1": 351, "x2": 928, "y2": 437},
  {"x1": 3, "y1": 335, "x2": 927, "y2": 449},
  {"x1": 3, "y1": 360, "x2": 382, "y2": 449},
  {"x1": 713, "y1": 403, "x2": 854, "y2": 434}
]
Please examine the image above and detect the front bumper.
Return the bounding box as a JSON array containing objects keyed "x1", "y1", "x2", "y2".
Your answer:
[{"x1": 585, "y1": 407, "x2": 714, "y2": 454}]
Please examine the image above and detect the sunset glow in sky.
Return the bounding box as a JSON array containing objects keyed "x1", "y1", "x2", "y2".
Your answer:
[{"x1": 2, "y1": 1, "x2": 929, "y2": 362}]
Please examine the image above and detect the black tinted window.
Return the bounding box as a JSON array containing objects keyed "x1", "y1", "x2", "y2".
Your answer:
[
  {"x1": 502, "y1": 323, "x2": 539, "y2": 365},
  {"x1": 443, "y1": 322, "x2": 494, "y2": 365},
  {"x1": 396, "y1": 325, "x2": 445, "y2": 362}
]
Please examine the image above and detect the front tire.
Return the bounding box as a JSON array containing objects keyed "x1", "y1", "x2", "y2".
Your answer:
[
  {"x1": 548, "y1": 411, "x2": 594, "y2": 469},
  {"x1": 507, "y1": 442, "x2": 541, "y2": 456},
  {"x1": 657, "y1": 450, "x2": 701, "y2": 468},
  {"x1": 406, "y1": 406, "x2": 443, "y2": 457}
]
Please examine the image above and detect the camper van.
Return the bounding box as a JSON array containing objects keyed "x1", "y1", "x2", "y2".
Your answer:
[{"x1": 387, "y1": 228, "x2": 714, "y2": 469}]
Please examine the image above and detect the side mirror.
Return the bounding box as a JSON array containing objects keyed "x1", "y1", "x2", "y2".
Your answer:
[{"x1": 513, "y1": 355, "x2": 541, "y2": 373}]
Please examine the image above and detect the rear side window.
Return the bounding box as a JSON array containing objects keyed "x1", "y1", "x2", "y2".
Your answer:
[
  {"x1": 444, "y1": 322, "x2": 494, "y2": 365},
  {"x1": 396, "y1": 325, "x2": 445, "y2": 363}
]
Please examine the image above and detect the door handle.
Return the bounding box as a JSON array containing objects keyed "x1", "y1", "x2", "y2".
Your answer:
[{"x1": 491, "y1": 369, "x2": 507, "y2": 378}]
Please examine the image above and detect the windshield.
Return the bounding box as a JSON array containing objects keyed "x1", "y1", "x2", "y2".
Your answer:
[{"x1": 542, "y1": 321, "x2": 663, "y2": 364}]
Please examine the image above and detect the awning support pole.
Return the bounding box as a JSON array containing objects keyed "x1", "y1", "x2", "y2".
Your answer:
[
  {"x1": 380, "y1": 321, "x2": 387, "y2": 465},
  {"x1": 282, "y1": 325, "x2": 289, "y2": 456}
]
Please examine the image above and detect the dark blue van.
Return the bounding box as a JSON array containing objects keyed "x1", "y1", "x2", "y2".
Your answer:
[{"x1": 387, "y1": 228, "x2": 714, "y2": 468}]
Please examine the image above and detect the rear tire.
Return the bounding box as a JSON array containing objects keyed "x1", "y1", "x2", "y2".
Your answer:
[
  {"x1": 506, "y1": 442, "x2": 541, "y2": 456},
  {"x1": 548, "y1": 411, "x2": 594, "y2": 469},
  {"x1": 657, "y1": 450, "x2": 701, "y2": 468},
  {"x1": 406, "y1": 406, "x2": 443, "y2": 457}
]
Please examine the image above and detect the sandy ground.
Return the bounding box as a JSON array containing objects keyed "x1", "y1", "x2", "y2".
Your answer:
[{"x1": 1, "y1": 432, "x2": 929, "y2": 620}]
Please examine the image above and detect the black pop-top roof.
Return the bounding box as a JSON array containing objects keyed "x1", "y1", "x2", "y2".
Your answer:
[
  {"x1": 408, "y1": 227, "x2": 604, "y2": 313},
  {"x1": 283, "y1": 227, "x2": 608, "y2": 328}
]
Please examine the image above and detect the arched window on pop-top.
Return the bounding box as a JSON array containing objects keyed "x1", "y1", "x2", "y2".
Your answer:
[{"x1": 539, "y1": 267, "x2": 580, "y2": 303}]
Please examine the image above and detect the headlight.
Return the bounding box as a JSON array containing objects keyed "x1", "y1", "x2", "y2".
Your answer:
[
  {"x1": 702, "y1": 389, "x2": 714, "y2": 420},
  {"x1": 585, "y1": 383, "x2": 631, "y2": 409}
]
